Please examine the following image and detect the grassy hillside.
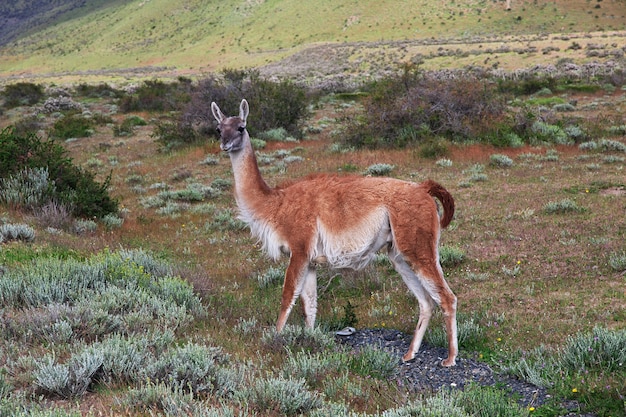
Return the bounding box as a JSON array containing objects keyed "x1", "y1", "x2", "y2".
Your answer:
[{"x1": 1, "y1": 0, "x2": 625, "y2": 82}]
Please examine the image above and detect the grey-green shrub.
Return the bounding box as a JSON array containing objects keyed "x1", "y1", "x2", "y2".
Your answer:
[
  {"x1": 608, "y1": 251, "x2": 626, "y2": 272},
  {"x1": 543, "y1": 198, "x2": 584, "y2": 214},
  {"x1": 489, "y1": 154, "x2": 514, "y2": 167},
  {"x1": 598, "y1": 138, "x2": 626, "y2": 152},
  {"x1": 34, "y1": 350, "x2": 103, "y2": 399},
  {"x1": 439, "y1": 245, "x2": 465, "y2": 266},
  {"x1": 282, "y1": 350, "x2": 346, "y2": 386},
  {"x1": 257, "y1": 266, "x2": 285, "y2": 288},
  {"x1": 348, "y1": 345, "x2": 398, "y2": 379},
  {"x1": 0, "y1": 223, "x2": 35, "y2": 242},
  {"x1": 142, "y1": 342, "x2": 236, "y2": 396},
  {"x1": 237, "y1": 375, "x2": 323, "y2": 416},
  {"x1": 364, "y1": 163, "x2": 394, "y2": 176},
  {"x1": 0, "y1": 167, "x2": 52, "y2": 210},
  {"x1": 560, "y1": 326, "x2": 626, "y2": 373},
  {"x1": 73, "y1": 219, "x2": 97, "y2": 234},
  {"x1": 262, "y1": 325, "x2": 336, "y2": 354}
]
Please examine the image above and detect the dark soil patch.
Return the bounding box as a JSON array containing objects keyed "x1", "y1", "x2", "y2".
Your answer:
[{"x1": 337, "y1": 328, "x2": 590, "y2": 415}]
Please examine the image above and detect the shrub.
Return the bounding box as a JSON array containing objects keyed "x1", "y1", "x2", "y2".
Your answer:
[
  {"x1": 489, "y1": 154, "x2": 514, "y2": 167},
  {"x1": 49, "y1": 114, "x2": 94, "y2": 139},
  {"x1": 1, "y1": 82, "x2": 44, "y2": 108},
  {"x1": 257, "y1": 266, "x2": 285, "y2": 288},
  {"x1": 0, "y1": 223, "x2": 35, "y2": 243},
  {"x1": 363, "y1": 163, "x2": 394, "y2": 176},
  {"x1": 237, "y1": 375, "x2": 323, "y2": 415},
  {"x1": 262, "y1": 325, "x2": 336, "y2": 354},
  {"x1": 341, "y1": 65, "x2": 507, "y2": 149},
  {"x1": 543, "y1": 198, "x2": 584, "y2": 214},
  {"x1": 74, "y1": 83, "x2": 123, "y2": 99},
  {"x1": 118, "y1": 79, "x2": 191, "y2": 113},
  {"x1": 439, "y1": 245, "x2": 465, "y2": 266},
  {"x1": 181, "y1": 69, "x2": 309, "y2": 141},
  {"x1": 0, "y1": 127, "x2": 118, "y2": 218},
  {"x1": 113, "y1": 115, "x2": 147, "y2": 137},
  {"x1": 152, "y1": 120, "x2": 202, "y2": 151},
  {"x1": 142, "y1": 342, "x2": 236, "y2": 396},
  {"x1": 34, "y1": 350, "x2": 103, "y2": 399},
  {"x1": 348, "y1": 345, "x2": 398, "y2": 379},
  {"x1": 608, "y1": 251, "x2": 626, "y2": 272},
  {"x1": 0, "y1": 167, "x2": 54, "y2": 211}
]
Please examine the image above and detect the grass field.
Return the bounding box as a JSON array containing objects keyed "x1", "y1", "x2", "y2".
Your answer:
[{"x1": 1, "y1": 0, "x2": 625, "y2": 85}]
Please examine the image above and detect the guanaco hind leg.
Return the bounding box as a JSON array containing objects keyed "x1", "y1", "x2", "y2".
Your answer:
[{"x1": 389, "y1": 246, "x2": 458, "y2": 366}]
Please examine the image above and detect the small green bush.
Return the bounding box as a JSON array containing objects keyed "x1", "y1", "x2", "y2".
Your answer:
[
  {"x1": 348, "y1": 345, "x2": 398, "y2": 379},
  {"x1": 1, "y1": 82, "x2": 44, "y2": 108},
  {"x1": 49, "y1": 114, "x2": 94, "y2": 139},
  {"x1": 153, "y1": 120, "x2": 202, "y2": 151},
  {"x1": 439, "y1": 245, "x2": 466, "y2": 266},
  {"x1": 0, "y1": 128, "x2": 118, "y2": 218},
  {"x1": 113, "y1": 115, "x2": 147, "y2": 137},
  {"x1": 119, "y1": 79, "x2": 191, "y2": 113}
]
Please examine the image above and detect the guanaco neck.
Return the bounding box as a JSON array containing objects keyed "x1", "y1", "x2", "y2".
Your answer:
[{"x1": 228, "y1": 132, "x2": 273, "y2": 210}]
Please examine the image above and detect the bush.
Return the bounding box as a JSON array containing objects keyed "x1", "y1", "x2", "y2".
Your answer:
[
  {"x1": 489, "y1": 154, "x2": 514, "y2": 167},
  {"x1": 0, "y1": 127, "x2": 118, "y2": 218},
  {"x1": 1, "y1": 82, "x2": 44, "y2": 108},
  {"x1": 0, "y1": 223, "x2": 35, "y2": 243},
  {"x1": 341, "y1": 65, "x2": 507, "y2": 149},
  {"x1": 113, "y1": 115, "x2": 147, "y2": 137},
  {"x1": 237, "y1": 376, "x2": 323, "y2": 415},
  {"x1": 49, "y1": 114, "x2": 94, "y2": 139},
  {"x1": 543, "y1": 198, "x2": 584, "y2": 214},
  {"x1": 181, "y1": 69, "x2": 309, "y2": 141},
  {"x1": 74, "y1": 83, "x2": 123, "y2": 99},
  {"x1": 118, "y1": 79, "x2": 192, "y2": 113},
  {"x1": 363, "y1": 163, "x2": 394, "y2": 176}
]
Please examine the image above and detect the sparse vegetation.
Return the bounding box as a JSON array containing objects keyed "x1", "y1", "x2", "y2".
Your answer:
[{"x1": 0, "y1": 9, "x2": 625, "y2": 414}]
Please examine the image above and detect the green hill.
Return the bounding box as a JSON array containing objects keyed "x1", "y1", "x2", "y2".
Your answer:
[{"x1": 1, "y1": 0, "x2": 625, "y2": 82}]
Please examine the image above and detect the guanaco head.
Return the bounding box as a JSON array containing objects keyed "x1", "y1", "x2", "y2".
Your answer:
[{"x1": 211, "y1": 99, "x2": 249, "y2": 153}]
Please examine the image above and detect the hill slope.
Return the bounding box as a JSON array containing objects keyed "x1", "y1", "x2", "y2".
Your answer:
[{"x1": 0, "y1": 0, "x2": 625, "y2": 81}]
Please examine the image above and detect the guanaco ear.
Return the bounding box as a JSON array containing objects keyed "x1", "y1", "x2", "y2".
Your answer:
[
  {"x1": 239, "y1": 99, "x2": 249, "y2": 124},
  {"x1": 211, "y1": 102, "x2": 224, "y2": 123}
]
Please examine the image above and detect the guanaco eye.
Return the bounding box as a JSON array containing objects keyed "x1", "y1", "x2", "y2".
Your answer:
[{"x1": 238, "y1": 126, "x2": 245, "y2": 133}]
